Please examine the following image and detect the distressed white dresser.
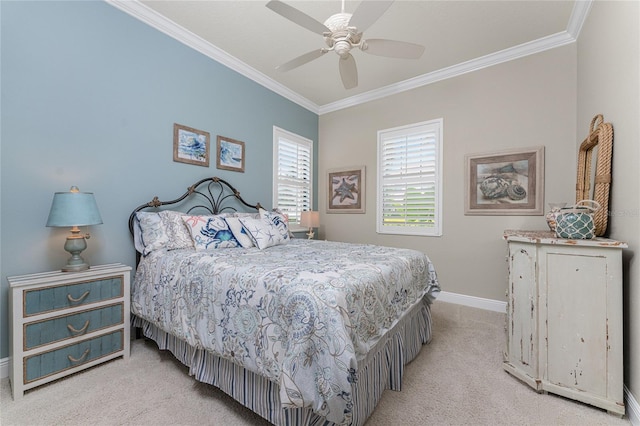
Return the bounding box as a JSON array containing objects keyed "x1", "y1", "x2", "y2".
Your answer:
[
  {"x1": 503, "y1": 231, "x2": 626, "y2": 415},
  {"x1": 8, "y1": 263, "x2": 131, "y2": 399}
]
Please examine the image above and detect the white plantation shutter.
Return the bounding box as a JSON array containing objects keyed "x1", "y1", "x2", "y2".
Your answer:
[
  {"x1": 273, "y1": 127, "x2": 313, "y2": 229},
  {"x1": 377, "y1": 119, "x2": 443, "y2": 236}
]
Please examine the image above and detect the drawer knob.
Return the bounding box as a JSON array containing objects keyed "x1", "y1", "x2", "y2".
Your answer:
[
  {"x1": 67, "y1": 290, "x2": 90, "y2": 303},
  {"x1": 68, "y1": 348, "x2": 90, "y2": 364},
  {"x1": 67, "y1": 320, "x2": 90, "y2": 335}
]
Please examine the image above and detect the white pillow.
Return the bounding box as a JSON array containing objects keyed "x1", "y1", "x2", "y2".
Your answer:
[
  {"x1": 238, "y1": 217, "x2": 289, "y2": 250},
  {"x1": 131, "y1": 214, "x2": 147, "y2": 254},
  {"x1": 182, "y1": 215, "x2": 240, "y2": 250},
  {"x1": 224, "y1": 217, "x2": 255, "y2": 248},
  {"x1": 136, "y1": 212, "x2": 169, "y2": 255},
  {"x1": 233, "y1": 211, "x2": 261, "y2": 219},
  {"x1": 159, "y1": 210, "x2": 195, "y2": 251}
]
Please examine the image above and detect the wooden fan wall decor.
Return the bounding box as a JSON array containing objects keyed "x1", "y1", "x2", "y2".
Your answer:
[{"x1": 576, "y1": 114, "x2": 613, "y2": 237}]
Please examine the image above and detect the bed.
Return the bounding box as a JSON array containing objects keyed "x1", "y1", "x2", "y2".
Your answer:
[{"x1": 128, "y1": 177, "x2": 440, "y2": 426}]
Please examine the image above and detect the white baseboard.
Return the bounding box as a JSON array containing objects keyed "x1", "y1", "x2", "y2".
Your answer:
[
  {"x1": 627, "y1": 385, "x2": 640, "y2": 426},
  {"x1": 437, "y1": 290, "x2": 507, "y2": 313},
  {"x1": 1, "y1": 356, "x2": 7, "y2": 379}
]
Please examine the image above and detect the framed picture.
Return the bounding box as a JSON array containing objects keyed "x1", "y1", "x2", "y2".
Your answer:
[
  {"x1": 173, "y1": 123, "x2": 210, "y2": 167},
  {"x1": 327, "y1": 166, "x2": 365, "y2": 213},
  {"x1": 216, "y1": 135, "x2": 245, "y2": 173},
  {"x1": 465, "y1": 146, "x2": 544, "y2": 215}
]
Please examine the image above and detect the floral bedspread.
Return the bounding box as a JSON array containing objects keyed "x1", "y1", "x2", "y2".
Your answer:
[{"x1": 131, "y1": 239, "x2": 439, "y2": 425}]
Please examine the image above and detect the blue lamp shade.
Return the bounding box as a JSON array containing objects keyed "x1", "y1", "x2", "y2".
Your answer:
[
  {"x1": 46, "y1": 187, "x2": 103, "y2": 272},
  {"x1": 46, "y1": 187, "x2": 103, "y2": 227}
]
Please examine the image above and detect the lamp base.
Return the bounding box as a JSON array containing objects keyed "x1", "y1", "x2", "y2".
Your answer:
[
  {"x1": 62, "y1": 262, "x2": 90, "y2": 272},
  {"x1": 62, "y1": 234, "x2": 90, "y2": 272},
  {"x1": 306, "y1": 228, "x2": 315, "y2": 240}
]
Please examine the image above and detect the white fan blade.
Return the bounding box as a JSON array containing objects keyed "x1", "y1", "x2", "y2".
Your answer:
[
  {"x1": 348, "y1": 0, "x2": 394, "y2": 33},
  {"x1": 339, "y1": 53, "x2": 358, "y2": 89},
  {"x1": 266, "y1": 0, "x2": 329, "y2": 35},
  {"x1": 276, "y1": 49, "x2": 327, "y2": 72},
  {"x1": 362, "y1": 39, "x2": 425, "y2": 59}
]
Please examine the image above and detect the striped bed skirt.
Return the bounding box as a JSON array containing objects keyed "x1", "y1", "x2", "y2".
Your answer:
[{"x1": 132, "y1": 296, "x2": 433, "y2": 426}]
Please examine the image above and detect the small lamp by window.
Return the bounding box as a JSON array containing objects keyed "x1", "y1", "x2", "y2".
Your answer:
[
  {"x1": 46, "y1": 186, "x2": 103, "y2": 272},
  {"x1": 300, "y1": 211, "x2": 320, "y2": 240}
]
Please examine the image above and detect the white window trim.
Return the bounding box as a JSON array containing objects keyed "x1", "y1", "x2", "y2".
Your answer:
[
  {"x1": 272, "y1": 126, "x2": 313, "y2": 233},
  {"x1": 376, "y1": 118, "x2": 443, "y2": 237}
]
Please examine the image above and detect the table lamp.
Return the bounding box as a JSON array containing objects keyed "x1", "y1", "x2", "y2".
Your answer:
[
  {"x1": 46, "y1": 186, "x2": 103, "y2": 272},
  {"x1": 300, "y1": 210, "x2": 320, "y2": 240}
]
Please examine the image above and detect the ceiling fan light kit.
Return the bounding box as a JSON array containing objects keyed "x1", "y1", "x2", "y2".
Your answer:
[{"x1": 266, "y1": 0, "x2": 425, "y2": 89}]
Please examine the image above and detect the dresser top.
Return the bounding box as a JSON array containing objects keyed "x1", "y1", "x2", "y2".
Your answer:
[
  {"x1": 7, "y1": 263, "x2": 131, "y2": 287},
  {"x1": 504, "y1": 230, "x2": 628, "y2": 248}
]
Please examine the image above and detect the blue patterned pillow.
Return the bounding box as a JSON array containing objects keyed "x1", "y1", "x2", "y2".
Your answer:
[
  {"x1": 224, "y1": 217, "x2": 255, "y2": 248},
  {"x1": 259, "y1": 208, "x2": 291, "y2": 241},
  {"x1": 181, "y1": 215, "x2": 240, "y2": 250},
  {"x1": 238, "y1": 217, "x2": 289, "y2": 250}
]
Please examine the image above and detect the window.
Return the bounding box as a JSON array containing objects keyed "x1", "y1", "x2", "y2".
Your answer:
[
  {"x1": 273, "y1": 126, "x2": 313, "y2": 231},
  {"x1": 377, "y1": 119, "x2": 443, "y2": 236}
]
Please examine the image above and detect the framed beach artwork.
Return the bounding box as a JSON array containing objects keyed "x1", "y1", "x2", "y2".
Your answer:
[
  {"x1": 465, "y1": 146, "x2": 544, "y2": 215},
  {"x1": 216, "y1": 135, "x2": 245, "y2": 173},
  {"x1": 173, "y1": 123, "x2": 210, "y2": 167},
  {"x1": 327, "y1": 166, "x2": 365, "y2": 213}
]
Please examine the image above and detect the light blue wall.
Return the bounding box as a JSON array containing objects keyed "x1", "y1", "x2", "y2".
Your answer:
[{"x1": 0, "y1": 1, "x2": 318, "y2": 359}]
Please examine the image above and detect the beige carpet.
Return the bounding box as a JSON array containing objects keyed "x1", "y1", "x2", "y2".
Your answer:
[{"x1": 0, "y1": 302, "x2": 630, "y2": 425}]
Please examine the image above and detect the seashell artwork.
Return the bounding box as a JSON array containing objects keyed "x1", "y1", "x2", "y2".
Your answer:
[
  {"x1": 465, "y1": 146, "x2": 544, "y2": 216},
  {"x1": 479, "y1": 176, "x2": 510, "y2": 199}
]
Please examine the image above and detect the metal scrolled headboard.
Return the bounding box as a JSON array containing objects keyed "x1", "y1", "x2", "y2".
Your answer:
[{"x1": 128, "y1": 177, "x2": 263, "y2": 259}]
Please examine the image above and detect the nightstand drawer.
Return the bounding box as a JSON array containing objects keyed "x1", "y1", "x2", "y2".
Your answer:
[
  {"x1": 24, "y1": 303, "x2": 124, "y2": 350},
  {"x1": 23, "y1": 276, "x2": 123, "y2": 316},
  {"x1": 24, "y1": 330, "x2": 123, "y2": 383}
]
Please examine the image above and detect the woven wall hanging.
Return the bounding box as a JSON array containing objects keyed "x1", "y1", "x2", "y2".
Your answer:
[{"x1": 576, "y1": 114, "x2": 613, "y2": 237}]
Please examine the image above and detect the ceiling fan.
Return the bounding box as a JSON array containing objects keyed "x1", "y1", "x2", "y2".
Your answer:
[{"x1": 266, "y1": 0, "x2": 425, "y2": 90}]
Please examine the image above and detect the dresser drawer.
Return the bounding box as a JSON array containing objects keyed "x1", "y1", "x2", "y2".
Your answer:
[
  {"x1": 23, "y1": 275, "x2": 123, "y2": 317},
  {"x1": 9, "y1": 264, "x2": 131, "y2": 399},
  {"x1": 24, "y1": 330, "x2": 124, "y2": 384},
  {"x1": 24, "y1": 303, "x2": 124, "y2": 350}
]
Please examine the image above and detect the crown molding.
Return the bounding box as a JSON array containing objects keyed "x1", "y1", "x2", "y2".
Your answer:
[
  {"x1": 566, "y1": 0, "x2": 593, "y2": 39},
  {"x1": 319, "y1": 30, "x2": 576, "y2": 114},
  {"x1": 105, "y1": 0, "x2": 321, "y2": 114},
  {"x1": 106, "y1": 0, "x2": 590, "y2": 116}
]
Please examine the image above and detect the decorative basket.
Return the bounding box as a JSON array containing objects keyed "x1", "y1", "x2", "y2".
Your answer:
[{"x1": 555, "y1": 200, "x2": 601, "y2": 239}]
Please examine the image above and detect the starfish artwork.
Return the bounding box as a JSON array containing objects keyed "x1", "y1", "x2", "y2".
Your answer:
[
  {"x1": 332, "y1": 176, "x2": 359, "y2": 203},
  {"x1": 328, "y1": 167, "x2": 365, "y2": 213}
]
